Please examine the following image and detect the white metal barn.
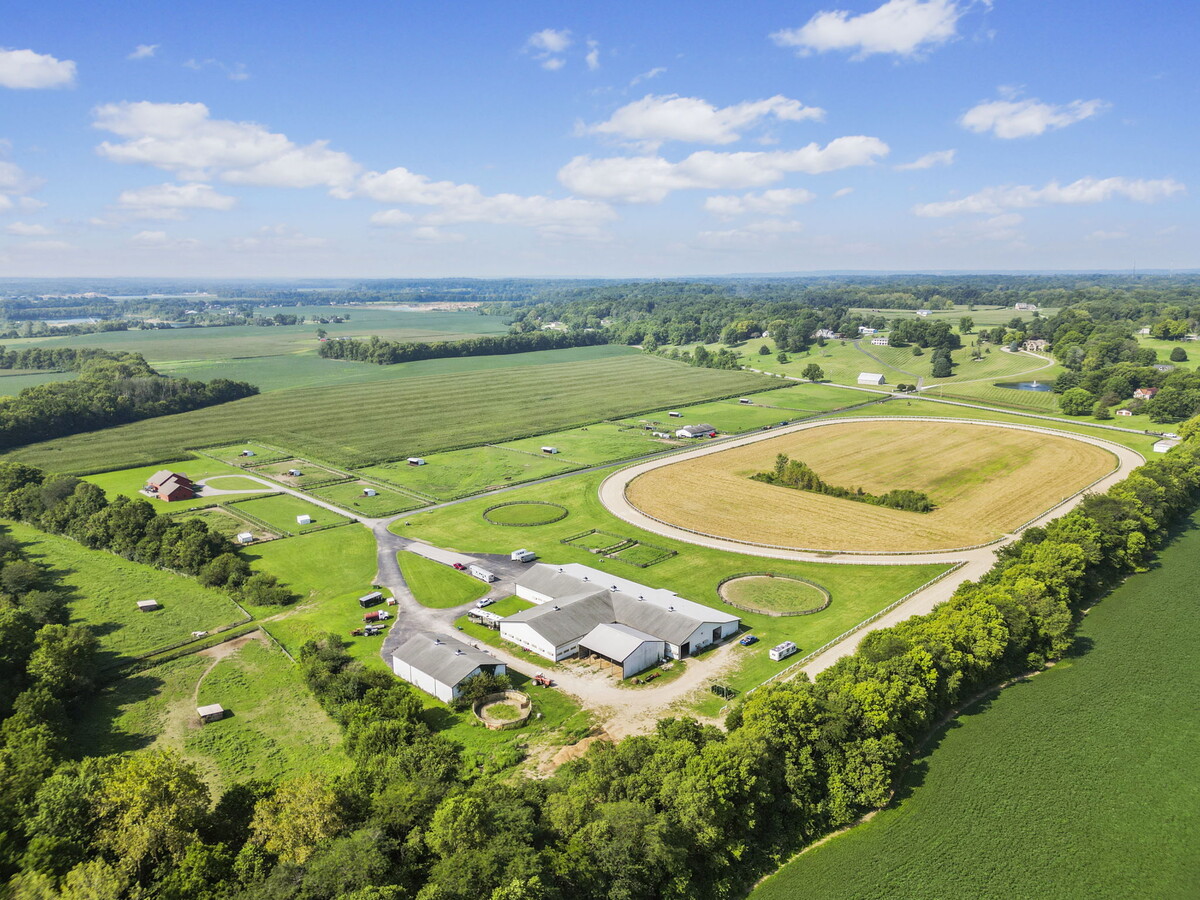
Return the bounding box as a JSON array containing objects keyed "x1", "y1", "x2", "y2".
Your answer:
[
  {"x1": 391, "y1": 632, "x2": 506, "y2": 702},
  {"x1": 578, "y1": 623, "x2": 665, "y2": 677},
  {"x1": 857, "y1": 372, "x2": 886, "y2": 385},
  {"x1": 501, "y1": 563, "x2": 739, "y2": 668}
]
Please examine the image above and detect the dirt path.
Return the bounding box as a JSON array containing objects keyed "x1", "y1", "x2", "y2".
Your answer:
[{"x1": 192, "y1": 631, "x2": 266, "y2": 704}]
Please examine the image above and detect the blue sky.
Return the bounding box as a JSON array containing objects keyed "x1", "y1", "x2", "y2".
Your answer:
[{"x1": 0, "y1": 0, "x2": 1196, "y2": 277}]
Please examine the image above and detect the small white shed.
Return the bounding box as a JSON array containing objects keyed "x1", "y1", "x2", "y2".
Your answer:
[
  {"x1": 296, "y1": 514, "x2": 313, "y2": 525},
  {"x1": 407, "y1": 457, "x2": 426, "y2": 466},
  {"x1": 858, "y1": 372, "x2": 886, "y2": 385},
  {"x1": 197, "y1": 704, "x2": 225, "y2": 724},
  {"x1": 236, "y1": 532, "x2": 254, "y2": 544},
  {"x1": 541, "y1": 446, "x2": 559, "y2": 454},
  {"x1": 363, "y1": 488, "x2": 378, "y2": 497}
]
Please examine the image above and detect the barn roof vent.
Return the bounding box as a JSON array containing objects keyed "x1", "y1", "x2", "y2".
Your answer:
[
  {"x1": 552, "y1": 605, "x2": 560, "y2": 611},
  {"x1": 433, "y1": 638, "x2": 443, "y2": 645},
  {"x1": 668, "y1": 606, "x2": 675, "y2": 611},
  {"x1": 454, "y1": 649, "x2": 464, "y2": 656}
]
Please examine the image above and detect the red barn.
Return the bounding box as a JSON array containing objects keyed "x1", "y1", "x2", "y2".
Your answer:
[{"x1": 147, "y1": 470, "x2": 195, "y2": 502}]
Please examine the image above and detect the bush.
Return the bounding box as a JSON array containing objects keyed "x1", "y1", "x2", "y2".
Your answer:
[{"x1": 1170, "y1": 347, "x2": 1188, "y2": 362}]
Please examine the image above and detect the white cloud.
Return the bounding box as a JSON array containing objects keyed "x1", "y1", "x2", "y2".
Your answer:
[
  {"x1": 93, "y1": 101, "x2": 360, "y2": 188},
  {"x1": 129, "y1": 229, "x2": 199, "y2": 249},
  {"x1": 960, "y1": 96, "x2": 1108, "y2": 139},
  {"x1": 895, "y1": 148, "x2": 956, "y2": 170},
  {"x1": 0, "y1": 48, "x2": 77, "y2": 89},
  {"x1": 705, "y1": 188, "x2": 815, "y2": 217},
  {"x1": 697, "y1": 219, "x2": 805, "y2": 249},
  {"x1": 833, "y1": 187, "x2": 854, "y2": 198},
  {"x1": 184, "y1": 58, "x2": 249, "y2": 81},
  {"x1": 369, "y1": 209, "x2": 415, "y2": 227},
  {"x1": 559, "y1": 136, "x2": 889, "y2": 203},
  {"x1": 914, "y1": 176, "x2": 1186, "y2": 217},
  {"x1": 771, "y1": 0, "x2": 964, "y2": 60},
  {"x1": 526, "y1": 28, "x2": 572, "y2": 69},
  {"x1": 127, "y1": 44, "x2": 159, "y2": 60},
  {"x1": 355, "y1": 166, "x2": 617, "y2": 236},
  {"x1": 932, "y1": 213, "x2": 1025, "y2": 246},
  {"x1": 412, "y1": 226, "x2": 465, "y2": 243},
  {"x1": 0, "y1": 157, "x2": 43, "y2": 212},
  {"x1": 582, "y1": 94, "x2": 825, "y2": 147},
  {"x1": 116, "y1": 182, "x2": 237, "y2": 218},
  {"x1": 5, "y1": 222, "x2": 52, "y2": 236},
  {"x1": 586, "y1": 40, "x2": 600, "y2": 71},
  {"x1": 630, "y1": 67, "x2": 667, "y2": 87}
]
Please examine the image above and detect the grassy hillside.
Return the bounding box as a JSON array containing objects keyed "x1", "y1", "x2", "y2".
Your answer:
[
  {"x1": 753, "y1": 516, "x2": 1200, "y2": 900},
  {"x1": 4, "y1": 353, "x2": 769, "y2": 473}
]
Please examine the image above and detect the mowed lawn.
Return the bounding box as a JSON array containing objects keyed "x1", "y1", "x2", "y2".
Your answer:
[
  {"x1": 228, "y1": 493, "x2": 350, "y2": 533},
  {"x1": 398, "y1": 551, "x2": 489, "y2": 608},
  {"x1": 748, "y1": 382, "x2": 877, "y2": 412},
  {"x1": 309, "y1": 480, "x2": 427, "y2": 516},
  {"x1": 754, "y1": 516, "x2": 1200, "y2": 900},
  {"x1": 627, "y1": 419, "x2": 1117, "y2": 552},
  {"x1": 359, "y1": 446, "x2": 581, "y2": 499},
  {"x1": 84, "y1": 456, "x2": 255, "y2": 500},
  {"x1": 4, "y1": 521, "x2": 249, "y2": 663},
  {"x1": 618, "y1": 398, "x2": 799, "y2": 434},
  {"x1": 392, "y1": 469, "x2": 949, "y2": 709},
  {"x1": 4, "y1": 352, "x2": 770, "y2": 474}
]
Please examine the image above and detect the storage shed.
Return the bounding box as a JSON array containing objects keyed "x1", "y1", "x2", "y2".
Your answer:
[
  {"x1": 578, "y1": 622, "x2": 665, "y2": 678},
  {"x1": 407, "y1": 457, "x2": 427, "y2": 466},
  {"x1": 363, "y1": 488, "x2": 378, "y2": 497},
  {"x1": 197, "y1": 704, "x2": 225, "y2": 724},
  {"x1": 675, "y1": 424, "x2": 717, "y2": 438},
  {"x1": 237, "y1": 532, "x2": 254, "y2": 544},
  {"x1": 541, "y1": 446, "x2": 559, "y2": 454},
  {"x1": 391, "y1": 633, "x2": 506, "y2": 702},
  {"x1": 137, "y1": 599, "x2": 161, "y2": 612},
  {"x1": 296, "y1": 514, "x2": 313, "y2": 525},
  {"x1": 857, "y1": 372, "x2": 886, "y2": 385}
]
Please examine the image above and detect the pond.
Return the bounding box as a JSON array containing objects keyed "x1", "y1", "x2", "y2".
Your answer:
[{"x1": 996, "y1": 380, "x2": 1054, "y2": 392}]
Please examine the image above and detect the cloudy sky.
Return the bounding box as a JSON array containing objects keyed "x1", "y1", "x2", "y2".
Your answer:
[{"x1": 1, "y1": 0, "x2": 1195, "y2": 277}]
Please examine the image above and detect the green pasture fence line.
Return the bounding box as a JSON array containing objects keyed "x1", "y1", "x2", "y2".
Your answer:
[
  {"x1": 716, "y1": 573, "x2": 832, "y2": 617},
  {"x1": 720, "y1": 562, "x2": 967, "y2": 714},
  {"x1": 257, "y1": 623, "x2": 295, "y2": 662},
  {"x1": 111, "y1": 618, "x2": 259, "y2": 676}
]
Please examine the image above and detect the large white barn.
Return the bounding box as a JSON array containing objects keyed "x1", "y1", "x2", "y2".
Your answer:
[
  {"x1": 391, "y1": 632, "x2": 506, "y2": 702},
  {"x1": 500, "y1": 563, "x2": 740, "y2": 676}
]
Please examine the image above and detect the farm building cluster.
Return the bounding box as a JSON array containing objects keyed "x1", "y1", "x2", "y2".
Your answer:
[
  {"x1": 146, "y1": 470, "x2": 195, "y2": 502},
  {"x1": 391, "y1": 632, "x2": 506, "y2": 702},
  {"x1": 497, "y1": 563, "x2": 740, "y2": 678}
]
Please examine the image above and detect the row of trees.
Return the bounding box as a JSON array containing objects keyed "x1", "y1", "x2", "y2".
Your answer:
[
  {"x1": 318, "y1": 329, "x2": 608, "y2": 366},
  {"x1": 0, "y1": 463, "x2": 293, "y2": 606},
  {"x1": 0, "y1": 355, "x2": 257, "y2": 451},
  {"x1": 0, "y1": 346, "x2": 147, "y2": 372},
  {"x1": 754, "y1": 453, "x2": 935, "y2": 512}
]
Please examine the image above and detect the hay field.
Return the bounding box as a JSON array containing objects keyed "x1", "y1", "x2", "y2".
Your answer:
[{"x1": 626, "y1": 420, "x2": 1117, "y2": 551}]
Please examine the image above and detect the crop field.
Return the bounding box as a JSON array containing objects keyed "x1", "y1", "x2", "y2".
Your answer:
[
  {"x1": 5, "y1": 521, "x2": 248, "y2": 664},
  {"x1": 73, "y1": 634, "x2": 349, "y2": 789},
  {"x1": 228, "y1": 493, "x2": 349, "y2": 534},
  {"x1": 398, "y1": 551, "x2": 489, "y2": 608},
  {"x1": 250, "y1": 459, "x2": 350, "y2": 488},
  {"x1": 754, "y1": 516, "x2": 1200, "y2": 900},
  {"x1": 309, "y1": 480, "x2": 426, "y2": 516},
  {"x1": 360, "y1": 446, "x2": 580, "y2": 499},
  {"x1": 626, "y1": 419, "x2": 1117, "y2": 552},
  {"x1": 4, "y1": 353, "x2": 770, "y2": 474},
  {"x1": 0, "y1": 368, "x2": 76, "y2": 395},
  {"x1": 84, "y1": 455, "x2": 252, "y2": 498},
  {"x1": 393, "y1": 469, "x2": 950, "y2": 707},
  {"x1": 721, "y1": 576, "x2": 828, "y2": 613},
  {"x1": 498, "y1": 422, "x2": 681, "y2": 466}
]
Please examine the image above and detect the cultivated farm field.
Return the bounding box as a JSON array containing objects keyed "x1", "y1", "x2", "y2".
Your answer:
[
  {"x1": 753, "y1": 515, "x2": 1200, "y2": 899},
  {"x1": 626, "y1": 419, "x2": 1118, "y2": 551},
  {"x1": 4, "y1": 353, "x2": 770, "y2": 473}
]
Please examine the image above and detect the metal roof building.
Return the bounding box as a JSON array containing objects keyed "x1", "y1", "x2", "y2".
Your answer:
[
  {"x1": 578, "y1": 622, "x2": 664, "y2": 678},
  {"x1": 391, "y1": 632, "x2": 506, "y2": 702}
]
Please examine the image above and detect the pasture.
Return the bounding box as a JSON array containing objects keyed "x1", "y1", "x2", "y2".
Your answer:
[
  {"x1": 4, "y1": 521, "x2": 249, "y2": 664},
  {"x1": 166, "y1": 506, "x2": 273, "y2": 542},
  {"x1": 393, "y1": 469, "x2": 950, "y2": 707},
  {"x1": 84, "y1": 456, "x2": 253, "y2": 498},
  {"x1": 309, "y1": 480, "x2": 426, "y2": 516},
  {"x1": 618, "y1": 399, "x2": 800, "y2": 434},
  {"x1": 625, "y1": 419, "x2": 1117, "y2": 552},
  {"x1": 498, "y1": 422, "x2": 680, "y2": 466},
  {"x1": 4, "y1": 352, "x2": 769, "y2": 474},
  {"x1": 753, "y1": 515, "x2": 1200, "y2": 900},
  {"x1": 227, "y1": 493, "x2": 350, "y2": 534},
  {"x1": 360, "y1": 446, "x2": 580, "y2": 499},
  {"x1": 398, "y1": 551, "x2": 490, "y2": 608},
  {"x1": 747, "y1": 382, "x2": 876, "y2": 413},
  {"x1": 250, "y1": 459, "x2": 349, "y2": 488},
  {"x1": 0, "y1": 369, "x2": 75, "y2": 396}
]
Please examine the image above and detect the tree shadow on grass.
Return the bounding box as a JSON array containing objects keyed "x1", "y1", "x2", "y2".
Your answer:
[{"x1": 72, "y1": 669, "x2": 168, "y2": 757}]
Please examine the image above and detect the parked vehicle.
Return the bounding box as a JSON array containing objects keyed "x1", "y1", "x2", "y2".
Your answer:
[
  {"x1": 468, "y1": 564, "x2": 498, "y2": 583},
  {"x1": 769, "y1": 640, "x2": 798, "y2": 661},
  {"x1": 511, "y1": 548, "x2": 536, "y2": 563},
  {"x1": 363, "y1": 610, "x2": 391, "y2": 622},
  {"x1": 363, "y1": 624, "x2": 385, "y2": 636},
  {"x1": 533, "y1": 673, "x2": 553, "y2": 687},
  {"x1": 350, "y1": 628, "x2": 364, "y2": 637},
  {"x1": 476, "y1": 597, "x2": 495, "y2": 608},
  {"x1": 452, "y1": 562, "x2": 466, "y2": 570},
  {"x1": 739, "y1": 635, "x2": 759, "y2": 646}
]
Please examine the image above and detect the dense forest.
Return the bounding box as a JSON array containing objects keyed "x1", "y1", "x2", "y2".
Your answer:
[
  {"x1": 0, "y1": 354, "x2": 258, "y2": 451},
  {"x1": 0, "y1": 417, "x2": 1195, "y2": 898}
]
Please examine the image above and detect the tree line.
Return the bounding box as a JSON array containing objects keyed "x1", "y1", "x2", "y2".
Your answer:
[
  {"x1": 0, "y1": 354, "x2": 258, "y2": 451},
  {"x1": 317, "y1": 329, "x2": 608, "y2": 366},
  {"x1": 754, "y1": 453, "x2": 935, "y2": 513}
]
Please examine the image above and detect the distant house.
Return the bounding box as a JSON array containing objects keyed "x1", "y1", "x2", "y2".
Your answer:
[
  {"x1": 858, "y1": 373, "x2": 886, "y2": 385},
  {"x1": 812, "y1": 328, "x2": 840, "y2": 339},
  {"x1": 871, "y1": 336, "x2": 890, "y2": 346},
  {"x1": 197, "y1": 704, "x2": 226, "y2": 724},
  {"x1": 1015, "y1": 302, "x2": 1038, "y2": 311},
  {"x1": 1022, "y1": 339, "x2": 1050, "y2": 352},
  {"x1": 147, "y1": 470, "x2": 195, "y2": 502},
  {"x1": 1137, "y1": 327, "x2": 1152, "y2": 335},
  {"x1": 675, "y1": 424, "x2": 717, "y2": 438},
  {"x1": 1153, "y1": 439, "x2": 1181, "y2": 454},
  {"x1": 916, "y1": 310, "x2": 931, "y2": 317},
  {"x1": 1116, "y1": 409, "x2": 1134, "y2": 417},
  {"x1": 391, "y1": 632, "x2": 506, "y2": 702},
  {"x1": 136, "y1": 599, "x2": 161, "y2": 612},
  {"x1": 858, "y1": 326, "x2": 877, "y2": 335},
  {"x1": 1152, "y1": 364, "x2": 1175, "y2": 373},
  {"x1": 1133, "y1": 387, "x2": 1159, "y2": 400},
  {"x1": 296, "y1": 514, "x2": 313, "y2": 525}
]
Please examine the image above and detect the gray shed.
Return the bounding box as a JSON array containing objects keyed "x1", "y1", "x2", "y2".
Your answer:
[{"x1": 197, "y1": 704, "x2": 225, "y2": 724}]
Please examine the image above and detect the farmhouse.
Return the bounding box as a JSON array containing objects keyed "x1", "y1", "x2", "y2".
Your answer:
[
  {"x1": 500, "y1": 563, "x2": 740, "y2": 674},
  {"x1": 147, "y1": 470, "x2": 195, "y2": 502},
  {"x1": 391, "y1": 632, "x2": 506, "y2": 702},
  {"x1": 858, "y1": 372, "x2": 886, "y2": 385},
  {"x1": 871, "y1": 336, "x2": 890, "y2": 346},
  {"x1": 676, "y1": 423, "x2": 717, "y2": 438},
  {"x1": 1116, "y1": 409, "x2": 1134, "y2": 417},
  {"x1": 1022, "y1": 339, "x2": 1050, "y2": 352},
  {"x1": 1133, "y1": 387, "x2": 1159, "y2": 400},
  {"x1": 1015, "y1": 302, "x2": 1038, "y2": 311}
]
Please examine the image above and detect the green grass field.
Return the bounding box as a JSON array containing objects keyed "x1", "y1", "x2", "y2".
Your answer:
[
  {"x1": 360, "y1": 446, "x2": 581, "y2": 500},
  {"x1": 398, "y1": 551, "x2": 490, "y2": 608},
  {"x1": 84, "y1": 455, "x2": 253, "y2": 497},
  {"x1": 250, "y1": 459, "x2": 350, "y2": 488},
  {"x1": 309, "y1": 480, "x2": 427, "y2": 516},
  {"x1": 618, "y1": 398, "x2": 803, "y2": 434},
  {"x1": 5, "y1": 352, "x2": 770, "y2": 474},
  {"x1": 720, "y1": 575, "x2": 828, "y2": 613},
  {"x1": 4, "y1": 521, "x2": 249, "y2": 664},
  {"x1": 753, "y1": 515, "x2": 1200, "y2": 900},
  {"x1": 1134, "y1": 335, "x2": 1198, "y2": 370},
  {"x1": 202, "y1": 442, "x2": 289, "y2": 466},
  {"x1": 0, "y1": 369, "x2": 76, "y2": 395},
  {"x1": 748, "y1": 382, "x2": 876, "y2": 412},
  {"x1": 497, "y1": 423, "x2": 681, "y2": 466},
  {"x1": 227, "y1": 494, "x2": 350, "y2": 533},
  {"x1": 166, "y1": 506, "x2": 268, "y2": 541},
  {"x1": 485, "y1": 502, "x2": 569, "y2": 525},
  {"x1": 73, "y1": 634, "x2": 349, "y2": 790},
  {"x1": 393, "y1": 470, "x2": 949, "y2": 710}
]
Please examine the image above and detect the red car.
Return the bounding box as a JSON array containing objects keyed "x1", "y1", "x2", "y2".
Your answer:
[{"x1": 452, "y1": 562, "x2": 466, "y2": 570}]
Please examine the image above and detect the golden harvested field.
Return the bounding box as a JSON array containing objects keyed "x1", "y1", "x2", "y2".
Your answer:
[{"x1": 625, "y1": 420, "x2": 1116, "y2": 552}]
